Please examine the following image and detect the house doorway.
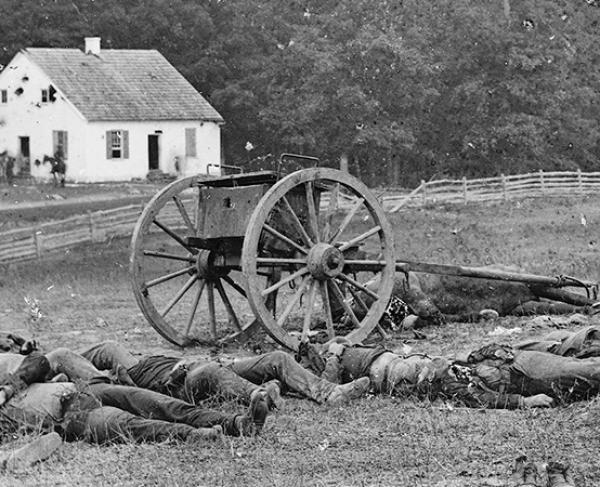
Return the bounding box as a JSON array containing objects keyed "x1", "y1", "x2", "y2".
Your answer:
[
  {"x1": 148, "y1": 135, "x2": 159, "y2": 170},
  {"x1": 19, "y1": 137, "x2": 30, "y2": 159},
  {"x1": 18, "y1": 136, "x2": 30, "y2": 175}
]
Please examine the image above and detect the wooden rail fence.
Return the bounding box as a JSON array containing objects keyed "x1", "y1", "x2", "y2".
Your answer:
[
  {"x1": 1, "y1": 169, "x2": 599, "y2": 264},
  {"x1": 405, "y1": 169, "x2": 600, "y2": 209}
]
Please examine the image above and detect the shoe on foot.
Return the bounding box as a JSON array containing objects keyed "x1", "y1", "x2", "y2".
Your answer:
[
  {"x1": 262, "y1": 380, "x2": 283, "y2": 411},
  {"x1": 0, "y1": 432, "x2": 62, "y2": 471},
  {"x1": 188, "y1": 425, "x2": 223, "y2": 444},
  {"x1": 510, "y1": 455, "x2": 539, "y2": 487},
  {"x1": 546, "y1": 461, "x2": 575, "y2": 487},
  {"x1": 326, "y1": 377, "x2": 370, "y2": 405},
  {"x1": 236, "y1": 390, "x2": 269, "y2": 436}
]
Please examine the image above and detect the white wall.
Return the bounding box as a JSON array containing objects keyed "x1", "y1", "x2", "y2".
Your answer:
[
  {"x1": 0, "y1": 53, "x2": 86, "y2": 181},
  {"x1": 84, "y1": 120, "x2": 222, "y2": 182},
  {"x1": 0, "y1": 52, "x2": 222, "y2": 183}
]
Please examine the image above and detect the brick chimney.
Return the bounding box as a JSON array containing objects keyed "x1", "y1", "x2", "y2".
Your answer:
[{"x1": 84, "y1": 37, "x2": 101, "y2": 55}]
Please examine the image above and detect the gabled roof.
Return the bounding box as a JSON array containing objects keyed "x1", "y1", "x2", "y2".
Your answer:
[{"x1": 22, "y1": 48, "x2": 224, "y2": 122}]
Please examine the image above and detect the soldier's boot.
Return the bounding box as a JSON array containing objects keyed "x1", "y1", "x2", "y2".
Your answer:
[
  {"x1": 546, "y1": 462, "x2": 575, "y2": 487},
  {"x1": 326, "y1": 377, "x2": 370, "y2": 405},
  {"x1": 262, "y1": 380, "x2": 283, "y2": 411},
  {"x1": 510, "y1": 455, "x2": 540, "y2": 487},
  {"x1": 235, "y1": 389, "x2": 269, "y2": 436}
]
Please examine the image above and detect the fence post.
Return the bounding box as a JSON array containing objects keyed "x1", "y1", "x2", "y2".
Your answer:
[
  {"x1": 420, "y1": 179, "x2": 427, "y2": 206},
  {"x1": 501, "y1": 174, "x2": 507, "y2": 201},
  {"x1": 577, "y1": 169, "x2": 583, "y2": 194},
  {"x1": 33, "y1": 229, "x2": 42, "y2": 261},
  {"x1": 88, "y1": 211, "x2": 96, "y2": 242},
  {"x1": 539, "y1": 169, "x2": 545, "y2": 192},
  {"x1": 462, "y1": 177, "x2": 468, "y2": 204}
]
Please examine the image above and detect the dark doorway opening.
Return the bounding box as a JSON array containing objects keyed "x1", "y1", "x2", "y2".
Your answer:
[
  {"x1": 19, "y1": 136, "x2": 30, "y2": 158},
  {"x1": 19, "y1": 136, "x2": 31, "y2": 175},
  {"x1": 148, "y1": 135, "x2": 159, "y2": 170}
]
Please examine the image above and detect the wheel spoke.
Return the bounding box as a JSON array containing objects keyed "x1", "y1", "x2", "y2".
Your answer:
[
  {"x1": 223, "y1": 275, "x2": 247, "y2": 298},
  {"x1": 184, "y1": 279, "x2": 206, "y2": 336},
  {"x1": 322, "y1": 183, "x2": 339, "y2": 242},
  {"x1": 301, "y1": 280, "x2": 317, "y2": 341},
  {"x1": 319, "y1": 281, "x2": 335, "y2": 339},
  {"x1": 143, "y1": 250, "x2": 196, "y2": 263},
  {"x1": 207, "y1": 281, "x2": 217, "y2": 339},
  {"x1": 338, "y1": 226, "x2": 382, "y2": 252},
  {"x1": 276, "y1": 275, "x2": 311, "y2": 327},
  {"x1": 263, "y1": 224, "x2": 308, "y2": 255},
  {"x1": 305, "y1": 181, "x2": 320, "y2": 242},
  {"x1": 348, "y1": 286, "x2": 368, "y2": 313},
  {"x1": 328, "y1": 197, "x2": 364, "y2": 244},
  {"x1": 160, "y1": 275, "x2": 197, "y2": 317},
  {"x1": 153, "y1": 218, "x2": 197, "y2": 254},
  {"x1": 329, "y1": 280, "x2": 361, "y2": 329},
  {"x1": 145, "y1": 265, "x2": 196, "y2": 289},
  {"x1": 215, "y1": 279, "x2": 242, "y2": 331},
  {"x1": 173, "y1": 195, "x2": 195, "y2": 235},
  {"x1": 257, "y1": 257, "x2": 306, "y2": 266},
  {"x1": 261, "y1": 267, "x2": 309, "y2": 297},
  {"x1": 282, "y1": 196, "x2": 314, "y2": 247},
  {"x1": 337, "y1": 273, "x2": 380, "y2": 301}
]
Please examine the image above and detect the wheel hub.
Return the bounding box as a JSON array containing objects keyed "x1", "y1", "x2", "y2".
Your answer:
[
  {"x1": 195, "y1": 250, "x2": 228, "y2": 279},
  {"x1": 306, "y1": 243, "x2": 345, "y2": 280}
]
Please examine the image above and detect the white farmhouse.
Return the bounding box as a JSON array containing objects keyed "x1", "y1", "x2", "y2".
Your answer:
[{"x1": 0, "y1": 37, "x2": 224, "y2": 183}]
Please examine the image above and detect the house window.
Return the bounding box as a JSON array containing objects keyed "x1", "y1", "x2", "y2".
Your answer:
[
  {"x1": 185, "y1": 128, "x2": 197, "y2": 157},
  {"x1": 1, "y1": 90, "x2": 7, "y2": 103},
  {"x1": 41, "y1": 89, "x2": 49, "y2": 103},
  {"x1": 110, "y1": 130, "x2": 122, "y2": 158},
  {"x1": 106, "y1": 130, "x2": 129, "y2": 159},
  {"x1": 53, "y1": 130, "x2": 68, "y2": 159}
]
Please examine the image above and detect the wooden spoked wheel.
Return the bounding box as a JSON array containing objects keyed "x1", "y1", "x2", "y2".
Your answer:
[
  {"x1": 242, "y1": 168, "x2": 395, "y2": 351},
  {"x1": 130, "y1": 176, "x2": 264, "y2": 347}
]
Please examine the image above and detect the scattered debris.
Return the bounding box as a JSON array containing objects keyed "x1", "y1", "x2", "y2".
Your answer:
[{"x1": 24, "y1": 296, "x2": 43, "y2": 322}]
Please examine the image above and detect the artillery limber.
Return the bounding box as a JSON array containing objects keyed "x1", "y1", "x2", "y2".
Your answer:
[{"x1": 130, "y1": 155, "x2": 597, "y2": 350}]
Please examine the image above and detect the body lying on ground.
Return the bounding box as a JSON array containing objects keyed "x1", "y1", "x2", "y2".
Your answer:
[
  {"x1": 78, "y1": 342, "x2": 370, "y2": 407},
  {"x1": 0, "y1": 350, "x2": 270, "y2": 445},
  {"x1": 353, "y1": 264, "x2": 599, "y2": 328},
  {"x1": 300, "y1": 330, "x2": 600, "y2": 409},
  {"x1": 515, "y1": 324, "x2": 600, "y2": 358},
  {"x1": 0, "y1": 342, "x2": 369, "y2": 441}
]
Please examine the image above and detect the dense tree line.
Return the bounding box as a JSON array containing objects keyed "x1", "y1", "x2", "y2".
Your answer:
[{"x1": 1, "y1": 0, "x2": 599, "y2": 186}]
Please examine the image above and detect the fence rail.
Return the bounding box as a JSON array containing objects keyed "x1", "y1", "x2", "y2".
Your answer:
[
  {"x1": 1, "y1": 169, "x2": 598, "y2": 264},
  {"x1": 403, "y1": 169, "x2": 600, "y2": 210}
]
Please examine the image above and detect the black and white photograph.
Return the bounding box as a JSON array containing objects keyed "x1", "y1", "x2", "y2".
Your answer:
[{"x1": 0, "y1": 1, "x2": 599, "y2": 485}]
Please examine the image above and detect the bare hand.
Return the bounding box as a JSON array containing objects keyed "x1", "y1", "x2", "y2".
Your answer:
[{"x1": 523, "y1": 394, "x2": 554, "y2": 408}]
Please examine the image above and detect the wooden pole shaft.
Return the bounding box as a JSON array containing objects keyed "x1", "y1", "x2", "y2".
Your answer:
[{"x1": 394, "y1": 260, "x2": 595, "y2": 288}]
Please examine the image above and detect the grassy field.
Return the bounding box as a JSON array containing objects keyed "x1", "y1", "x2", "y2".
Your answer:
[
  {"x1": 0, "y1": 182, "x2": 161, "y2": 230},
  {"x1": 1, "y1": 194, "x2": 600, "y2": 486}
]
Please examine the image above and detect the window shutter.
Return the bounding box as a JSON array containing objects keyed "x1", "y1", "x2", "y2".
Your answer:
[
  {"x1": 63, "y1": 131, "x2": 68, "y2": 159},
  {"x1": 106, "y1": 131, "x2": 112, "y2": 159},
  {"x1": 123, "y1": 130, "x2": 129, "y2": 159},
  {"x1": 185, "y1": 128, "x2": 196, "y2": 157},
  {"x1": 52, "y1": 130, "x2": 59, "y2": 155}
]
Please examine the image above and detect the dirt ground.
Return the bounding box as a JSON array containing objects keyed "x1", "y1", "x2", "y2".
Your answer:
[
  {"x1": 0, "y1": 193, "x2": 600, "y2": 486},
  {"x1": 0, "y1": 181, "x2": 162, "y2": 230}
]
